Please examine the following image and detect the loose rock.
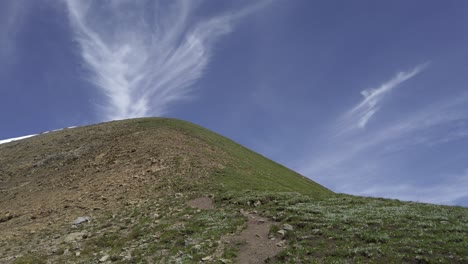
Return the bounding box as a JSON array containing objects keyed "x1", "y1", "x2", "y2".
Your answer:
[
  {"x1": 276, "y1": 240, "x2": 286, "y2": 247},
  {"x1": 72, "y1": 216, "x2": 90, "y2": 226},
  {"x1": 99, "y1": 255, "x2": 110, "y2": 262},
  {"x1": 64, "y1": 232, "x2": 88, "y2": 242},
  {"x1": 277, "y1": 229, "x2": 286, "y2": 236}
]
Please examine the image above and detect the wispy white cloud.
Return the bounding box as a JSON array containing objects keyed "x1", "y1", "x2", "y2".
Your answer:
[
  {"x1": 298, "y1": 67, "x2": 468, "y2": 205},
  {"x1": 339, "y1": 63, "x2": 428, "y2": 132},
  {"x1": 64, "y1": 0, "x2": 266, "y2": 120},
  {"x1": 301, "y1": 91, "x2": 468, "y2": 173}
]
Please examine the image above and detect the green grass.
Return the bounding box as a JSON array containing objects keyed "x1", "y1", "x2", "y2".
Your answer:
[
  {"x1": 84, "y1": 118, "x2": 467, "y2": 263},
  {"x1": 133, "y1": 117, "x2": 331, "y2": 197},
  {"x1": 219, "y1": 191, "x2": 468, "y2": 263},
  {"x1": 66, "y1": 195, "x2": 246, "y2": 263},
  {"x1": 2, "y1": 117, "x2": 467, "y2": 263},
  {"x1": 12, "y1": 254, "x2": 46, "y2": 264}
]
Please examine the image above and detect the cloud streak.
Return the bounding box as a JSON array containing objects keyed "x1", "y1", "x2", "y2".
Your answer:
[
  {"x1": 302, "y1": 90, "x2": 468, "y2": 172},
  {"x1": 300, "y1": 111, "x2": 468, "y2": 205},
  {"x1": 298, "y1": 64, "x2": 468, "y2": 205},
  {"x1": 340, "y1": 63, "x2": 427, "y2": 131},
  {"x1": 64, "y1": 0, "x2": 263, "y2": 120}
]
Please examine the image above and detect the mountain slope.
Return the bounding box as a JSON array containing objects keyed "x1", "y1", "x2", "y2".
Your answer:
[
  {"x1": 0, "y1": 118, "x2": 330, "y2": 263},
  {"x1": 0, "y1": 118, "x2": 330, "y2": 208},
  {"x1": 0, "y1": 118, "x2": 466, "y2": 264}
]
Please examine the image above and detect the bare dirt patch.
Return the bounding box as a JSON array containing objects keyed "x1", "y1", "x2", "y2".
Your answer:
[
  {"x1": 188, "y1": 198, "x2": 283, "y2": 263},
  {"x1": 229, "y1": 211, "x2": 283, "y2": 264},
  {"x1": 187, "y1": 197, "x2": 214, "y2": 210}
]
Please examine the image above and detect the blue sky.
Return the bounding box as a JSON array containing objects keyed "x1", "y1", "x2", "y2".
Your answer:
[{"x1": 1, "y1": 0, "x2": 467, "y2": 206}]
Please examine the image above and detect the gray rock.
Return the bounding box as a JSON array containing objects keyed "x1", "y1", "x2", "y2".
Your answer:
[
  {"x1": 64, "y1": 232, "x2": 88, "y2": 242},
  {"x1": 276, "y1": 240, "x2": 286, "y2": 247},
  {"x1": 277, "y1": 229, "x2": 286, "y2": 236},
  {"x1": 193, "y1": 244, "x2": 202, "y2": 250},
  {"x1": 72, "y1": 216, "x2": 90, "y2": 226},
  {"x1": 99, "y1": 255, "x2": 110, "y2": 262},
  {"x1": 282, "y1": 224, "x2": 294, "y2": 231}
]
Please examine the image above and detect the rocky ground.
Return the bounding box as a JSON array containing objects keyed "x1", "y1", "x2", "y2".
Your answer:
[
  {"x1": 1, "y1": 192, "x2": 289, "y2": 263},
  {"x1": 1, "y1": 118, "x2": 465, "y2": 263}
]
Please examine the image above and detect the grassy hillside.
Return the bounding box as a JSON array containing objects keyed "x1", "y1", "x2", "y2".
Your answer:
[
  {"x1": 134, "y1": 118, "x2": 330, "y2": 196},
  {"x1": 0, "y1": 118, "x2": 466, "y2": 263},
  {"x1": 220, "y1": 191, "x2": 468, "y2": 263}
]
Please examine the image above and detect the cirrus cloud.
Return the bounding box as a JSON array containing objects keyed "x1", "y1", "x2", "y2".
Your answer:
[
  {"x1": 64, "y1": 0, "x2": 267, "y2": 120},
  {"x1": 339, "y1": 63, "x2": 428, "y2": 132}
]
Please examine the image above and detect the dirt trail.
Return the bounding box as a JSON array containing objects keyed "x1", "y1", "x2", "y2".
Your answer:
[
  {"x1": 187, "y1": 198, "x2": 283, "y2": 264},
  {"x1": 230, "y1": 211, "x2": 283, "y2": 264}
]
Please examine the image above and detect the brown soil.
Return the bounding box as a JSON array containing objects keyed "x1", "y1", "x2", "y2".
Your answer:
[
  {"x1": 0, "y1": 119, "x2": 226, "y2": 261},
  {"x1": 230, "y1": 211, "x2": 283, "y2": 264},
  {"x1": 0, "y1": 118, "x2": 291, "y2": 263},
  {"x1": 187, "y1": 197, "x2": 214, "y2": 210},
  {"x1": 188, "y1": 197, "x2": 283, "y2": 264}
]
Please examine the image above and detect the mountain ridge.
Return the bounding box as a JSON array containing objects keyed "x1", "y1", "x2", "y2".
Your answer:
[{"x1": 0, "y1": 118, "x2": 466, "y2": 263}]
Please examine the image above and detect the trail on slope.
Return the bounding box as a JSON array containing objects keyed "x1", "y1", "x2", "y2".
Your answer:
[
  {"x1": 188, "y1": 197, "x2": 284, "y2": 263},
  {"x1": 230, "y1": 211, "x2": 282, "y2": 264}
]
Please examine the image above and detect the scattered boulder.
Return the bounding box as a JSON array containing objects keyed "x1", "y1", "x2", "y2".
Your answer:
[
  {"x1": 282, "y1": 224, "x2": 294, "y2": 231},
  {"x1": 99, "y1": 255, "x2": 110, "y2": 262},
  {"x1": 276, "y1": 240, "x2": 286, "y2": 247},
  {"x1": 0, "y1": 212, "x2": 15, "y2": 223},
  {"x1": 72, "y1": 216, "x2": 90, "y2": 226},
  {"x1": 277, "y1": 229, "x2": 286, "y2": 236}
]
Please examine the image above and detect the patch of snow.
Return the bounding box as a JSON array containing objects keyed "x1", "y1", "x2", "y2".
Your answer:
[
  {"x1": 0, "y1": 126, "x2": 78, "y2": 145},
  {"x1": 43, "y1": 127, "x2": 75, "y2": 134},
  {"x1": 0, "y1": 134, "x2": 38, "y2": 145}
]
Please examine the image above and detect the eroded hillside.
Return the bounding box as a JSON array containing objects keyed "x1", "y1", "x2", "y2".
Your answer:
[
  {"x1": 0, "y1": 118, "x2": 466, "y2": 263},
  {"x1": 0, "y1": 118, "x2": 331, "y2": 263}
]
